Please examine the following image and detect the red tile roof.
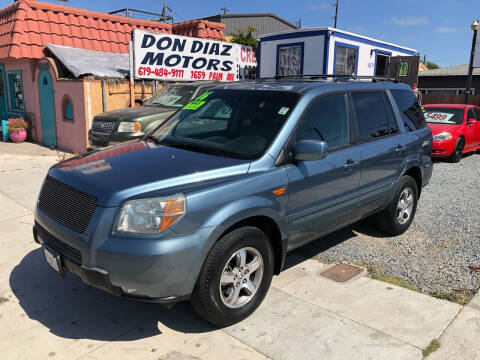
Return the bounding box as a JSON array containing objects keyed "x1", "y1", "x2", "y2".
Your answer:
[
  {"x1": 173, "y1": 20, "x2": 226, "y2": 41},
  {"x1": 0, "y1": 0, "x2": 172, "y2": 59}
]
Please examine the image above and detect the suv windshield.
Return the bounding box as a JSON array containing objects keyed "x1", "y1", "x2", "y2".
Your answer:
[
  {"x1": 150, "y1": 90, "x2": 299, "y2": 159},
  {"x1": 145, "y1": 85, "x2": 196, "y2": 108},
  {"x1": 424, "y1": 107, "x2": 464, "y2": 125}
]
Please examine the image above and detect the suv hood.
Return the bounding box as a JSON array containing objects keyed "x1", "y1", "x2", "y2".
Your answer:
[
  {"x1": 94, "y1": 106, "x2": 175, "y2": 122},
  {"x1": 50, "y1": 140, "x2": 250, "y2": 207}
]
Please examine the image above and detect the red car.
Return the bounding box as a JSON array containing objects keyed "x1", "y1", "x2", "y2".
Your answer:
[{"x1": 423, "y1": 104, "x2": 480, "y2": 162}]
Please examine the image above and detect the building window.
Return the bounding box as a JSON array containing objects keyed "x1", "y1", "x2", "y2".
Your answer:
[
  {"x1": 334, "y1": 43, "x2": 358, "y2": 75},
  {"x1": 277, "y1": 43, "x2": 303, "y2": 76},
  {"x1": 62, "y1": 96, "x2": 74, "y2": 121},
  {"x1": 7, "y1": 71, "x2": 24, "y2": 110}
]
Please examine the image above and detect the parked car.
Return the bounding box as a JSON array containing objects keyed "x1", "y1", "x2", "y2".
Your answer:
[
  {"x1": 88, "y1": 81, "x2": 221, "y2": 148},
  {"x1": 34, "y1": 76, "x2": 432, "y2": 326},
  {"x1": 423, "y1": 104, "x2": 480, "y2": 162}
]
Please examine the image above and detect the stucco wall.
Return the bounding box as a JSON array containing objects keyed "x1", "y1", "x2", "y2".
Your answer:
[
  {"x1": 84, "y1": 80, "x2": 155, "y2": 122},
  {"x1": 3, "y1": 58, "x2": 88, "y2": 153},
  {"x1": 2, "y1": 58, "x2": 39, "y2": 138},
  {"x1": 34, "y1": 59, "x2": 87, "y2": 154}
]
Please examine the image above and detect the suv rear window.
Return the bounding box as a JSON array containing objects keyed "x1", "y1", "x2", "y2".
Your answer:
[{"x1": 390, "y1": 89, "x2": 426, "y2": 131}]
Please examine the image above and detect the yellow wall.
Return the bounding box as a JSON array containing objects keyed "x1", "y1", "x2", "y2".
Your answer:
[
  {"x1": 84, "y1": 80, "x2": 155, "y2": 120},
  {"x1": 83, "y1": 80, "x2": 156, "y2": 147}
]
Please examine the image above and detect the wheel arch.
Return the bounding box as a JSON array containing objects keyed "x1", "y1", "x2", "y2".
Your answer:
[
  {"x1": 219, "y1": 216, "x2": 285, "y2": 275},
  {"x1": 404, "y1": 166, "x2": 423, "y2": 198}
]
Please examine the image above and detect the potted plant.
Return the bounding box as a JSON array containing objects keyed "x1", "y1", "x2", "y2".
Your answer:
[{"x1": 7, "y1": 118, "x2": 28, "y2": 143}]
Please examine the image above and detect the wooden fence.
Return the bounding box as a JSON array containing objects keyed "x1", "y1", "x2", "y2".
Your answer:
[{"x1": 421, "y1": 94, "x2": 480, "y2": 106}]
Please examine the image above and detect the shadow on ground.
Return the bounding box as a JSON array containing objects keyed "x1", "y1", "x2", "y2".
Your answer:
[
  {"x1": 287, "y1": 218, "x2": 388, "y2": 269},
  {"x1": 10, "y1": 219, "x2": 381, "y2": 341},
  {"x1": 10, "y1": 249, "x2": 215, "y2": 342}
]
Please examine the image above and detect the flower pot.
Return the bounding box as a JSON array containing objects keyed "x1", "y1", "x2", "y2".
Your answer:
[{"x1": 9, "y1": 129, "x2": 27, "y2": 143}]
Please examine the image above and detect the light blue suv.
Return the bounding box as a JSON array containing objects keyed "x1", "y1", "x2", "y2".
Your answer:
[{"x1": 34, "y1": 76, "x2": 433, "y2": 326}]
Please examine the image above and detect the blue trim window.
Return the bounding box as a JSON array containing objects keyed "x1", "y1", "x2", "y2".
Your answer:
[
  {"x1": 374, "y1": 50, "x2": 392, "y2": 76},
  {"x1": 334, "y1": 42, "x2": 359, "y2": 75},
  {"x1": 7, "y1": 70, "x2": 24, "y2": 111},
  {"x1": 276, "y1": 42, "x2": 304, "y2": 76}
]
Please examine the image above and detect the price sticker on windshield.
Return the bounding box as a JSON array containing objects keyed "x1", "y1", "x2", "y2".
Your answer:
[
  {"x1": 183, "y1": 100, "x2": 206, "y2": 110},
  {"x1": 424, "y1": 112, "x2": 455, "y2": 123}
]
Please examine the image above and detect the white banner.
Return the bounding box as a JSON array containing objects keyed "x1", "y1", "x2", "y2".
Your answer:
[
  {"x1": 133, "y1": 29, "x2": 256, "y2": 82},
  {"x1": 474, "y1": 33, "x2": 480, "y2": 68}
]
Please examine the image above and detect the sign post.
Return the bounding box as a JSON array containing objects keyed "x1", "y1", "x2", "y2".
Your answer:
[{"x1": 129, "y1": 41, "x2": 135, "y2": 107}]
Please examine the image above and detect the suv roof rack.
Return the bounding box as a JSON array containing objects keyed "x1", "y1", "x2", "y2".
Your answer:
[{"x1": 258, "y1": 74, "x2": 398, "y2": 83}]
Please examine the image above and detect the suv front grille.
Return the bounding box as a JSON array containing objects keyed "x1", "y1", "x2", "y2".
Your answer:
[
  {"x1": 36, "y1": 223, "x2": 82, "y2": 264},
  {"x1": 92, "y1": 119, "x2": 116, "y2": 134},
  {"x1": 38, "y1": 176, "x2": 98, "y2": 233}
]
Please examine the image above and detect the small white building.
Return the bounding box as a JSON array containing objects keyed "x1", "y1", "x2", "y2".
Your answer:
[{"x1": 258, "y1": 27, "x2": 418, "y2": 78}]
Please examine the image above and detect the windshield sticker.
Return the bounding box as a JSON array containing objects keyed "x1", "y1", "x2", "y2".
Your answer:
[
  {"x1": 424, "y1": 112, "x2": 456, "y2": 123},
  {"x1": 278, "y1": 107, "x2": 290, "y2": 115},
  {"x1": 157, "y1": 94, "x2": 182, "y2": 106},
  {"x1": 183, "y1": 100, "x2": 206, "y2": 110},
  {"x1": 195, "y1": 91, "x2": 213, "y2": 101}
]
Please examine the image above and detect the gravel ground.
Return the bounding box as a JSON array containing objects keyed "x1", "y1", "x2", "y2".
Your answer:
[{"x1": 295, "y1": 152, "x2": 480, "y2": 296}]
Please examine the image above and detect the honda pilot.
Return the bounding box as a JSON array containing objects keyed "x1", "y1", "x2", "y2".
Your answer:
[{"x1": 34, "y1": 76, "x2": 433, "y2": 326}]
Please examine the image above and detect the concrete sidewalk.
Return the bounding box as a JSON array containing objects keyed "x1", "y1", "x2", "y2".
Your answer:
[{"x1": 0, "y1": 142, "x2": 479, "y2": 360}]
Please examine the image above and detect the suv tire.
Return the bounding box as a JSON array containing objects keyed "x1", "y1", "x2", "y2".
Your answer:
[
  {"x1": 191, "y1": 226, "x2": 274, "y2": 327},
  {"x1": 375, "y1": 175, "x2": 418, "y2": 236}
]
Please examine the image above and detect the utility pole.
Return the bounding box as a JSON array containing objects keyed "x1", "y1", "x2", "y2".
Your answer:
[
  {"x1": 333, "y1": 0, "x2": 339, "y2": 28},
  {"x1": 295, "y1": 18, "x2": 302, "y2": 28},
  {"x1": 465, "y1": 20, "x2": 479, "y2": 104},
  {"x1": 160, "y1": 1, "x2": 174, "y2": 23},
  {"x1": 221, "y1": 7, "x2": 229, "y2": 14}
]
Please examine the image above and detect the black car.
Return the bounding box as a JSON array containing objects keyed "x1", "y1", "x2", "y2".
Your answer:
[{"x1": 89, "y1": 81, "x2": 221, "y2": 148}]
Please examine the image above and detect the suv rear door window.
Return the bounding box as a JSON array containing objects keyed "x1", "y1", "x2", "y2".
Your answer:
[
  {"x1": 390, "y1": 89, "x2": 426, "y2": 131},
  {"x1": 297, "y1": 94, "x2": 350, "y2": 150},
  {"x1": 351, "y1": 92, "x2": 390, "y2": 141}
]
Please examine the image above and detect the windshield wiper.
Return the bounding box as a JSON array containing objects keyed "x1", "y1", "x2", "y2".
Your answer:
[
  {"x1": 163, "y1": 141, "x2": 252, "y2": 159},
  {"x1": 144, "y1": 134, "x2": 162, "y2": 144}
]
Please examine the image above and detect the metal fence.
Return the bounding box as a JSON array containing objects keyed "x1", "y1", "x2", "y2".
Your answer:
[{"x1": 422, "y1": 94, "x2": 480, "y2": 106}]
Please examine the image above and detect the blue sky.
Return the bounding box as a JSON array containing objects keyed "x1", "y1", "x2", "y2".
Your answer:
[{"x1": 1, "y1": 0, "x2": 479, "y2": 67}]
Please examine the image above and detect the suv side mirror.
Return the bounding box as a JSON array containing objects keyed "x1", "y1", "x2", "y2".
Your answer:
[
  {"x1": 467, "y1": 118, "x2": 477, "y2": 125},
  {"x1": 293, "y1": 140, "x2": 328, "y2": 161}
]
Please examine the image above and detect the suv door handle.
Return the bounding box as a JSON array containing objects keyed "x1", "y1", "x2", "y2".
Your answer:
[
  {"x1": 343, "y1": 159, "x2": 360, "y2": 170},
  {"x1": 395, "y1": 145, "x2": 407, "y2": 152}
]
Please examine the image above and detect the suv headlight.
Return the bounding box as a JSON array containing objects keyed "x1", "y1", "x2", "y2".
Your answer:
[
  {"x1": 116, "y1": 195, "x2": 185, "y2": 233},
  {"x1": 432, "y1": 132, "x2": 453, "y2": 141},
  {"x1": 118, "y1": 122, "x2": 141, "y2": 133}
]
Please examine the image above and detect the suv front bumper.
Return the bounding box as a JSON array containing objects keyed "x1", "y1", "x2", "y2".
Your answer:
[
  {"x1": 89, "y1": 130, "x2": 145, "y2": 148},
  {"x1": 33, "y1": 207, "x2": 220, "y2": 303}
]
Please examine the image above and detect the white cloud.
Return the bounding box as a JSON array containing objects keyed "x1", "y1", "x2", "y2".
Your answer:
[
  {"x1": 308, "y1": 3, "x2": 331, "y2": 11},
  {"x1": 391, "y1": 16, "x2": 428, "y2": 26},
  {"x1": 435, "y1": 27, "x2": 457, "y2": 33}
]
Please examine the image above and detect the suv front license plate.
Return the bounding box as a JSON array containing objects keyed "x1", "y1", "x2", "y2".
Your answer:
[{"x1": 43, "y1": 246, "x2": 65, "y2": 277}]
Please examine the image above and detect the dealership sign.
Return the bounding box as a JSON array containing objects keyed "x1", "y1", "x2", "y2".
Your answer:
[{"x1": 133, "y1": 29, "x2": 256, "y2": 82}]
